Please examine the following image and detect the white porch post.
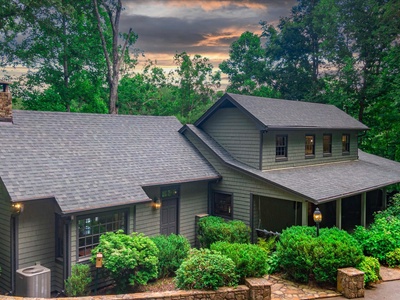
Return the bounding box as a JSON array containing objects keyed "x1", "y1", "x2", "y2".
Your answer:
[
  {"x1": 336, "y1": 199, "x2": 342, "y2": 229},
  {"x1": 361, "y1": 192, "x2": 367, "y2": 227},
  {"x1": 302, "y1": 201, "x2": 308, "y2": 226}
]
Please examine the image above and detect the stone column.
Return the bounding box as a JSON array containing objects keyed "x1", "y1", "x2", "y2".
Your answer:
[
  {"x1": 245, "y1": 277, "x2": 271, "y2": 300},
  {"x1": 337, "y1": 267, "x2": 365, "y2": 298}
]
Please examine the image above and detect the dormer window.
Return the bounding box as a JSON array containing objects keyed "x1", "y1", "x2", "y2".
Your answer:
[
  {"x1": 342, "y1": 134, "x2": 350, "y2": 154},
  {"x1": 305, "y1": 135, "x2": 315, "y2": 158},
  {"x1": 323, "y1": 134, "x2": 332, "y2": 156},
  {"x1": 276, "y1": 135, "x2": 288, "y2": 161}
]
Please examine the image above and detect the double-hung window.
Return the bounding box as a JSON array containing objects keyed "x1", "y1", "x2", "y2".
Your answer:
[
  {"x1": 276, "y1": 135, "x2": 288, "y2": 161},
  {"x1": 305, "y1": 135, "x2": 315, "y2": 158},
  {"x1": 213, "y1": 192, "x2": 233, "y2": 219},
  {"x1": 78, "y1": 210, "x2": 127, "y2": 259},
  {"x1": 342, "y1": 134, "x2": 350, "y2": 154},
  {"x1": 323, "y1": 134, "x2": 332, "y2": 156}
]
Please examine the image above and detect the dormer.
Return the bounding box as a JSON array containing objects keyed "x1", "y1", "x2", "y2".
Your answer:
[{"x1": 194, "y1": 93, "x2": 368, "y2": 171}]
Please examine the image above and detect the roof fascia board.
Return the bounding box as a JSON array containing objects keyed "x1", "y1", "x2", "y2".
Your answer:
[{"x1": 194, "y1": 93, "x2": 267, "y2": 131}]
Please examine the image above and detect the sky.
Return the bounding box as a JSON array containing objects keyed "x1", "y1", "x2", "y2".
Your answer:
[
  {"x1": 121, "y1": 0, "x2": 296, "y2": 73},
  {"x1": 2, "y1": 0, "x2": 297, "y2": 79}
]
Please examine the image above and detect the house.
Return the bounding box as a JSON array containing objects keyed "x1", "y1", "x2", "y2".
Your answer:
[
  {"x1": 1, "y1": 82, "x2": 400, "y2": 295},
  {"x1": 0, "y1": 81, "x2": 220, "y2": 293},
  {"x1": 179, "y1": 93, "x2": 400, "y2": 234}
]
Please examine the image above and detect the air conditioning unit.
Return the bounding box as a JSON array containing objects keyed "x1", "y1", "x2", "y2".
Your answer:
[{"x1": 16, "y1": 264, "x2": 51, "y2": 298}]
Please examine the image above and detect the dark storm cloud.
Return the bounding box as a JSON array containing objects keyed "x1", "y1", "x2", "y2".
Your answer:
[{"x1": 120, "y1": 0, "x2": 296, "y2": 66}]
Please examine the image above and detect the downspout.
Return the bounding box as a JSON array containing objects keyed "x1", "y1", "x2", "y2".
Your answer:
[{"x1": 10, "y1": 215, "x2": 18, "y2": 295}]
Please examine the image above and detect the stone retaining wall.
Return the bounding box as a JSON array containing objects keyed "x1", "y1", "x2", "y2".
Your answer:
[{"x1": 0, "y1": 278, "x2": 271, "y2": 300}]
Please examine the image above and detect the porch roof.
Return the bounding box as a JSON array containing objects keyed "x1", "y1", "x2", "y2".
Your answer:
[
  {"x1": 0, "y1": 111, "x2": 220, "y2": 213},
  {"x1": 184, "y1": 124, "x2": 400, "y2": 204}
]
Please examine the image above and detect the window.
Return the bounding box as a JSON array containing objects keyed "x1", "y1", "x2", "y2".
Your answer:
[
  {"x1": 213, "y1": 192, "x2": 233, "y2": 219},
  {"x1": 305, "y1": 135, "x2": 315, "y2": 157},
  {"x1": 323, "y1": 134, "x2": 332, "y2": 156},
  {"x1": 275, "y1": 135, "x2": 288, "y2": 160},
  {"x1": 78, "y1": 210, "x2": 127, "y2": 259},
  {"x1": 342, "y1": 134, "x2": 350, "y2": 154}
]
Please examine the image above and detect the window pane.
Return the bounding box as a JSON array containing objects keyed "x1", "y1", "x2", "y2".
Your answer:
[
  {"x1": 276, "y1": 135, "x2": 288, "y2": 158},
  {"x1": 305, "y1": 135, "x2": 315, "y2": 156},
  {"x1": 78, "y1": 210, "x2": 127, "y2": 258},
  {"x1": 323, "y1": 134, "x2": 332, "y2": 154},
  {"x1": 342, "y1": 134, "x2": 350, "y2": 153},
  {"x1": 213, "y1": 192, "x2": 233, "y2": 219}
]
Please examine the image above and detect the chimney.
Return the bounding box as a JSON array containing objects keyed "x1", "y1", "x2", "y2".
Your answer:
[{"x1": 0, "y1": 81, "x2": 12, "y2": 123}]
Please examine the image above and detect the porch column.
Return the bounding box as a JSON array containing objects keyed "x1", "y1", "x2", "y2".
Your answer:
[
  {"x1": 361, "y1": 193, "x2": 366, "y2": 227},
  {"x1": 302, "y1": 201, "x2": 308, "y2": 226},
  {"x1": 336, "y1": 199, "x2": 342, "y2": 229}
]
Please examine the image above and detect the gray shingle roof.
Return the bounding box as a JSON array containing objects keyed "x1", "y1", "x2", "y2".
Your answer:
[
  {"x1": 184, "y1": 124, "x2": 400, "y2": 204},
  {"x1": 0, "y1": 111, "x2": 219, "y2": 213},
  {"x1": 195, "y1": 93, "x2": 368, "y2": 130}
]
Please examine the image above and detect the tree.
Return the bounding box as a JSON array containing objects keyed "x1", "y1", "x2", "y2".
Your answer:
[
  {"x1": 92, "y1": 0, "x2": 138, "y2": 114},
  {"x1": 173, "y1": 52, "x2": 221, "y2": 123},
  {"x1": 219, "y1": 31, "x2": 278, "y2": 97},
  {"x1": 3, "y1": 0, "x2": 108, "y2": 113}
]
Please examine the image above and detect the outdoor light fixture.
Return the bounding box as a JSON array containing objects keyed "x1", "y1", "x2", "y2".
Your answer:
[
  {"x1": 152, "y1": 197, "x2": 162, "y2": 209},
  {"x1": 11, "y1": 203, "x2": 24, "y2": 215},
  {"x1": 313, "y1": 207, "x2": 322, "y2": 237}
]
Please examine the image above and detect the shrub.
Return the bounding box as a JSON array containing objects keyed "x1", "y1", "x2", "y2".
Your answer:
[
  {"x1": 386, "y1": 248, "x2": 400, "y2": 267},
  {"x1": 277, "y1": 226, "x2": 317, "y2": 283},
  {"x1": 257, "y1": 236, "x2": 276, "y2": 255},
  {"x1": 64, "y1": 264, "x2": 91, "y2": 297},
  {"x1": 312, "y1": 228, "x2": 364, "y2": 284},
  {"x1": 197, "y1": 216, "x2": 250, "y2": 248},
  {"x1": 91, "y1": 230, "x2": 159, "y2": 293},
  {"x1": 353, "y1": 217, "x2": 400, "y2": 262},
  {"x1": 277, "y1": 226, "x2": 363, "y2": 284},
  {"x1": 151, "y1": 234, "x2": 190, "y2": 278},
  {"x1": 357, "y1": 256, "x2": 380, "y2": 286},
  {"x1": 175, "y1": 248, "x2": 238, "y2": 290},
  {"x1": 266, "y1": 251, "x2": 281, "y2": 274},
  {"x1": 210, "y1": 242, "x2": 268, "y2": 282}
]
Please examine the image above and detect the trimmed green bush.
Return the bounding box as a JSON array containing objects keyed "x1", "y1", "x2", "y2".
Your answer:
[
  {"x1": 353, "y1": 217, "x2": 400, "y2": 263},
  {"x1": 386, "y1": 248, "x2": 400, "y2": 267},
  {"x1": 210, "y1": 241, "x2": 268, "y2": 282},
  {"x1": 313, "y1": 228, "x2": 364, "y2": 284},
  {"x1": 175, "y1": 248, "x2": 238, "y2": 290},
  {"x1": 91, "y1": 230, "x2": 159, "y2": 293},
  {"x1": 357, "y1": 256, "x2": 380, "y2": 286},
  {"x1": 277, "y1": 226, "x2": 363, "y2": 284},
  {"x1": 276, "y1": 226, "x2": 316, "y2": 283},
  {"x1": 197, "y1": 216, "x2": 250, "y2": 248},
  {"x1": 266, "y1": 251, "x2": 281, "y2": 274},
  {"x1": 65, "y1": 264, "x2": 92, "y2": 297},
  {"x1": 151, "y1": 234, "x2": 190, "y2": 278}
]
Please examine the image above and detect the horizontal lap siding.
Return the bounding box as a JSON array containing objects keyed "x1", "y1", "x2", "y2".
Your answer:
[
  {"x1": 263, "y1": 130, "x2": 359, "y2": 170},
  {"x1": 0, "y1": 182, "x2": 11, "y2": 292},
  {"x1": 184, "y1": 131, "x2": 302, "y2": 226},
  {"x1": 135, "y1": 202, "x2": 160, "y2": 237},
  {"x1": 17, "y1": 200, "x2": 56, "y2": 290},
  {"x1": 202, "y1": 108, "x2": 261, "y2": 169},
  {"x1": 180, "y1": 182, "x2": 208, "y2": 246}
]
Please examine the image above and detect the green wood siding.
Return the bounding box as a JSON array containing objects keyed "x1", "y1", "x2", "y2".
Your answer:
[
  {"x1": 135, "y1": 201, "x2": 160, "y2": 236},
  {"x1": 201, "y1": 107, "x2": 261, "y2": 169},
  {"x1": 17, "y1": 200, "x2": 57, "y2": 290},
  {"x1": 0, "y1": 182, "x2": 11, "y2": 292},
  {"x1": 184, "y1": 130, "x2": 304, "y2": 228},
  {"x1": 180, "y1": 181, "x2": 209, "y2": 246},
  {"x1": 262, "y1": 130, "x2": 359, "y2": 170}
]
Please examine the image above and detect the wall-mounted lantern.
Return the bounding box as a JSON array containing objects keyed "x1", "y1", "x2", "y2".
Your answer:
[
  {"x1": 313, "y1": 207, "x2": 322, "y2": 237},
  {"x1": 11, "y1": 203, "x2": 24, "y2": 215},
  {"x1": 152, "y1": 197, "x2": 162, "y2": 209}
]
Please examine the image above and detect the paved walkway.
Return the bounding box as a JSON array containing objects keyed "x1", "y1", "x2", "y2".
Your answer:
[{"x1": 269, "y1": 266, "x2": 400, "y2": 300}]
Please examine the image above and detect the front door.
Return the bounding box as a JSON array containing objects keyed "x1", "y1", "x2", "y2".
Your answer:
[{"x1": 160, "y1": 187, "x2": 179, "y2": 235}]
